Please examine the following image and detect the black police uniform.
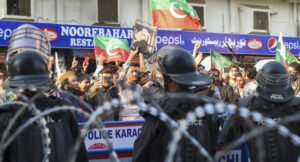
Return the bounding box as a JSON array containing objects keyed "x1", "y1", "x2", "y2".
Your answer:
[
  {"x1": 0, "y1": 96, "x2": 89, "y2": 162},
  {"x1": 221, "y1": 61, "x2": 300, "y2": 162},
  {"x1": 133, "y1": 47, "x2": 217, "y2": 162},
  {"x1": 133, "y1": 94, "x2": 218, "y2": 162},
  {"x1": 1, "y1": 50, "x2": 89, "y2": 162},
  {"x1": 221, "y1": 96, "x2": 300, "y2": 162}
]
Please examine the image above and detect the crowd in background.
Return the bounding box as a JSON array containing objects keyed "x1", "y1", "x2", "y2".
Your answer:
[{"x1": 1, "y1": 44, "x2": 298, "y2": 123}]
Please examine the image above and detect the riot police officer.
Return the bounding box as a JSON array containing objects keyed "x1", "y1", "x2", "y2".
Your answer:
[
  {"x1": 133, "y1": 46, "x2": 218, "y2": 162},
  {"x1": 0, "y1": 50, "x2": 88, "y2": 162},
  {"x1": 221, "y1": 61, "x2": 300, "y2": 162}
]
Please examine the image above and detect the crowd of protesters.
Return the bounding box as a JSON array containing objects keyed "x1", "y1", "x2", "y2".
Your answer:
[
  {"x1": 1, "y1": 42, "x2": 300, "y2": 122},
  {"x1": 1, "y1": 24, "x2": 300, "y2": 162}
]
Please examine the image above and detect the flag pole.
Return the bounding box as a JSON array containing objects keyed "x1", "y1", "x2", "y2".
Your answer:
[
  {"x1": 55, "y1": 52, "x2": 62, "y2": 78},
  {"x1": 225, "y1": 42, "x2": 243, "y2": 67}
]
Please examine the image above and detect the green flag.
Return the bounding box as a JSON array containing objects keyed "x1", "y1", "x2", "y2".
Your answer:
[
  {"x1": 286, "y1": 48, "x2": 300, "y2": 64},
  {"x1": 275, "y1": 33, "x2": 300, "y2": 65},
  {"x1": 275, "y1": 33, "x2": 288, "y2": 66},
  {"x1": 210, "y1": 50, "x2": 232, "y2": 73}
]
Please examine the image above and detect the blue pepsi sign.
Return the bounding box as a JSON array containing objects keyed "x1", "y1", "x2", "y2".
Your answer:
[{"x1": 0, "y1": 20, "x2": 300, "y2": 55}]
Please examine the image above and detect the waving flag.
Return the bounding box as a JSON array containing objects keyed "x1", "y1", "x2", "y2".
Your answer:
[
  {"x1": 210, "y1": 50, "x2": 232, "y2": 73},
  {"x1": 94, "y1": 36, "x2": 130, "y2": 63},
  {"x1": 150, "y1": 0, "x2": 201, "y2": 30},
  {"x1": 275, "y1": 33, "x2": 288, "y2": 67},
  {"x1": 286, "y1": 48, "x2": 300, "y2": 64},
  {"x1": 275, "y1": 33, "x2": 300, "y2": 66}
]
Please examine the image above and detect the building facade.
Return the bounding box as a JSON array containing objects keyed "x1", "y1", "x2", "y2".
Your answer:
[
  {"x1": 0, "y1": 0, "x2": 300, "y2": 66},
  {"x1": 0, "y1": 0, "x2": 299, "y2": 36}
]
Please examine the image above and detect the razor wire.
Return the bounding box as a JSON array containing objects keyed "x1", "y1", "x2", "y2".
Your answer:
[
  {"x1": 0, "y1": 90, "x2": 51, "y2": 162},
  {"x1": 0, "y1": 93, "x2": 121, "y2": 162},
  {"x1": 1, "y1": 87, "x2": 300, "y2": 162}
]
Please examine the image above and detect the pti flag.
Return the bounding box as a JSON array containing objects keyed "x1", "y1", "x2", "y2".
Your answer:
[
  {"x1": 94, "y1": 36, "x2": 130, "y2": 63},
  {"x1": 150, "y1": 0, "x2": 201, "y2": 30},
  {"x1": 275, "y1": 33, "x2": 288, "y2": 67},
  {"x1": 210, "y1": 50, "x2": 232, "y2": 73}
]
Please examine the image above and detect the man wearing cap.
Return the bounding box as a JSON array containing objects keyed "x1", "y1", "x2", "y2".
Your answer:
[
  {"x1": 221, "y1": 61, "x2": 300, "y2": 162},
  {"x1": 133, "y1": 46, "x2": 218, "y2": 162}
]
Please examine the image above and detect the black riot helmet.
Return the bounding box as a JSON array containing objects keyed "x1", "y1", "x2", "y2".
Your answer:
[
  {"x1": 4, "y1": 50, "x2": 50, "y2": 90},
  {"x1": 256, "y1": 61, "x2": 294, "y2": 103},
  {"x1": 6, "y1": 24, "x2": 51, "y2": 64},
  {"x1": 157, "y1": 46, "x2": 212, "y2": 87}
]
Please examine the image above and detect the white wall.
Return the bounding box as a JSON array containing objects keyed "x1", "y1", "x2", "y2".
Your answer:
[
  {"x1": 202, "y1": 0, "x2": 299, "y2": 36},
  {"x1": 32, "y1": 0, "x2": 97, "y2": 25},
  {"x1": 0, "y1": 0, "x2": 300, "y2": 37},
  {"x1": 0, "y1": 0, "x2": 5, "y2": 17},
  {"x1": 120, "y1": 0, "x2": 142, "y2": 28},
  {"x1": 234, "y1": 0, "x2": 293, "y2": 36},
  {"x1": 206, "y1": 0, "x2": 230, "y2": 33}
]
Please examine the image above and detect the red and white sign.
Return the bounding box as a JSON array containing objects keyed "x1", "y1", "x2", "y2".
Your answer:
[
  {"x1": 81, "y1": 120, "x2": 248, "y2": 162},
  {"x1": 40, "y1": 28, "x2": 59, "y2": 42},
  {"x1": 81, "y1": 120, "x2": 144, "y2": 162},
  {"x1": 247, "y1": 38, "x2": 263, "y2": 50},
  {"x1": 268, "y1": 37, "x2": 278, "y2": 52}
]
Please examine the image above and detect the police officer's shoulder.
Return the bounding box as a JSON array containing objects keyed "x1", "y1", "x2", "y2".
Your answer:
[
  {"x1": 0, "y1": 104, "x2": 20, "y2": 113},
  {"x1": 47, "y1": 95, "x2": 71, "y2": 106},
  {"x1": 288, "y1": 96, "x2": 300, "y2": 106},
  {"x1": 157, "y1": 94, "x2": 204, "y2": 119},
  {"x1": 238, "y1": 96, "x2": 256, "y2": 108}
]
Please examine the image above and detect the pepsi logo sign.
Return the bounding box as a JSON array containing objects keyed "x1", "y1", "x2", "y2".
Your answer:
[
  {"x1": 88, "y1": 143, "x2": 107, "y2": 150},
  {"x1": 268, "y1": 37, "x2": 277, "y2": 52},
  {"x1": 247, "y1": 38, "x2": 263, "y2": 50},
  {"x1": 40, "y1": 28, "x2": 58, "y2": 42}
]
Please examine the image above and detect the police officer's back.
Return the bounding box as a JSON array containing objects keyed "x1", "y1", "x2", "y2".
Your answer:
[
  {"x1": 221, "y1": 61, "x2": 300, "y2": 162},
  {"x1": 0, "y1": 50, "x2": 88, "y2": 162},
  {"x1": 133, "y1": 47, "x2": 218, "y2": 162}
]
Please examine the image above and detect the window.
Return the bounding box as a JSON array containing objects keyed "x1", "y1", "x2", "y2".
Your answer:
[
  {"x1": 188, "y1": 1, "x2": 206, "y2": 29},
  {"x1": 192, "y1": 4, "x2": 205, "y2": 28},
  {"x1": 98, "y1": 0, "x2": 119, "y2": 24},
  {"x1": 7, "y1": 0, "x2": 31, "y2": 16},
  {"x1": 253, "y1": 11, "x2": 269, "y2": 30},
  {"x1": 239, "y1": 5, "x2": 270, "y2": 34}
]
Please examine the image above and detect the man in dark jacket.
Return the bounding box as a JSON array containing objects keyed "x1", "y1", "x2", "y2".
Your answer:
[
  {"x1": 221, "y1": 61, "x2": 300, "y2": 162},
  {"x1": 87, "y1": 67, "x2": 119, "y2": 121},
  {"x1": 0, "y1": 50, "x2": 88, "y2": 162},
  {"x1": 133, "y1": 46, "x2": 218, "y2": 162}
]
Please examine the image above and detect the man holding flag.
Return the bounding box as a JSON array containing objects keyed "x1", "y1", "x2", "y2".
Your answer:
[
  {"x1": 275, "y1": 33, "x2": 300, "y2": 96},
  {"x1": 93, "y1": 36, "x2": 131, "y2": 77}
]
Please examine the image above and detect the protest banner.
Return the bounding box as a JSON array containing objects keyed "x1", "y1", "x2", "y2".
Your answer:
[{"x1": 131, "y1": 20, "x2": 157, "y2": 58}]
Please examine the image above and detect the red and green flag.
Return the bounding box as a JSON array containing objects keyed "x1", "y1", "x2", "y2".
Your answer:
[
  {"x1": 210, "y1": 50, "x2": 233, "y2": 73},
  {"x1": 94, "y1": 36, "x2": 130, "y2": 63},
  {"x1": 275, "y1": 33, "x2": 300, "y2": 65},
  {"x1": 150, "y1": 0, "x2": 201, "y2": 30}
]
